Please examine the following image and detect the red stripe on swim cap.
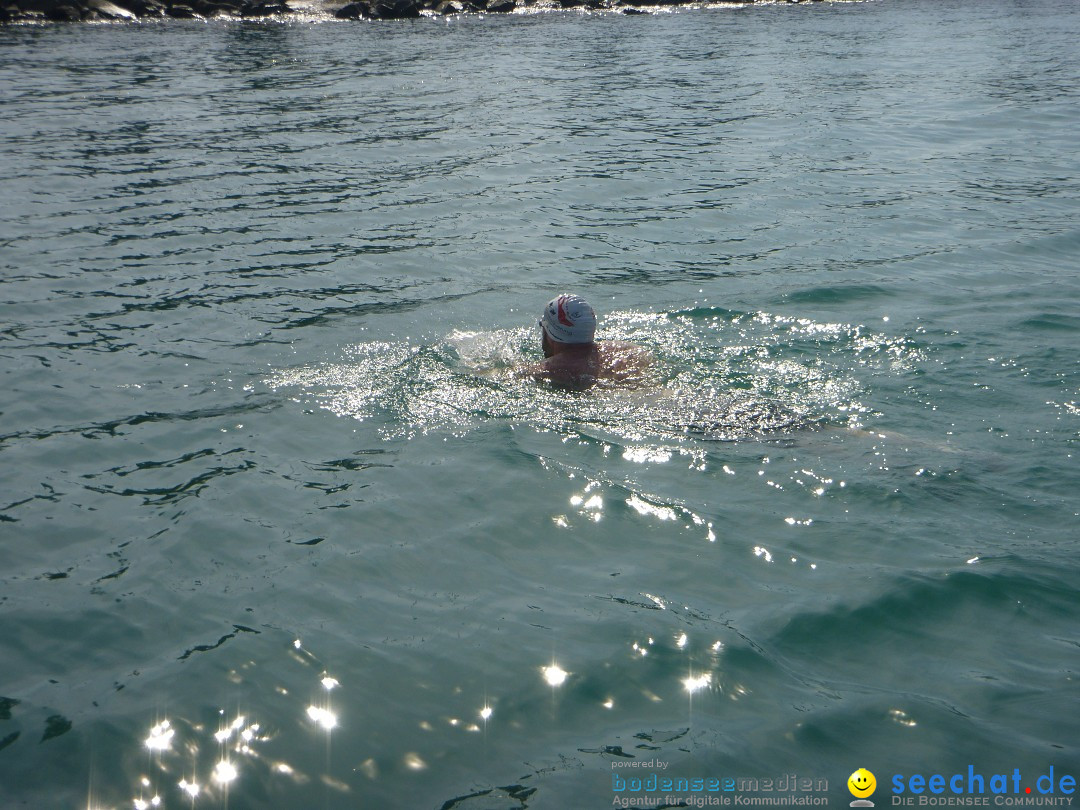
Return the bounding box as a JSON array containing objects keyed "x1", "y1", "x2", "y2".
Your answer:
[{"x1": 556, "y1": 296, "x2": 574, "y2": 327}]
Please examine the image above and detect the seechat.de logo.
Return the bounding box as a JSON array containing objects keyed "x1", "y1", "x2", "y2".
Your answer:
[{"x1": 850, "y1": 768, "x2": 878, "y2": 808}]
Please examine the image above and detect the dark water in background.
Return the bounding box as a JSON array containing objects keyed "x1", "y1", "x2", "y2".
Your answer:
[{"x1": 1, "y1": 0, "x2": 1079, "y2": 807}]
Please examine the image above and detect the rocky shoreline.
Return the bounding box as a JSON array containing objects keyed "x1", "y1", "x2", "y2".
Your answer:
[{"x1": 2, "y1": 0, "x2": 819, "y2": 24}]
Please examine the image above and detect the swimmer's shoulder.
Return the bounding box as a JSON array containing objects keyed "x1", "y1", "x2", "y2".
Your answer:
[
  {"x1": 598, "y1": 341, "x2": 653, "y2": 370},
  {"x1": 514, "y1": 354, "x2": 595, "y2": 390},
  {"x1": 516, "y1": 342, "x2": 652, "y2": 389}
]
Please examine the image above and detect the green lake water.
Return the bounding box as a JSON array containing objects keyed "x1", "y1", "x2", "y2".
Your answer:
[{"x1": 1, "y1": 0, "x2": 1078, "y2": 806}]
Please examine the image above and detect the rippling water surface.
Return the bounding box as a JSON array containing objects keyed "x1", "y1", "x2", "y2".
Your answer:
[{"x1": 1, "y1": 0, "x2": 1079, "y2": 807}]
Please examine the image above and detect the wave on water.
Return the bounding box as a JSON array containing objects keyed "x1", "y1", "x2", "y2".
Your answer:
[{"x1": 266, "y1": 307, "x2": 921, "y2": 444}]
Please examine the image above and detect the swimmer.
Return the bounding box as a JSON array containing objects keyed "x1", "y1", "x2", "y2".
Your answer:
[{"x1": 519, "y1": 294, "x2": 652, "y2": 390}]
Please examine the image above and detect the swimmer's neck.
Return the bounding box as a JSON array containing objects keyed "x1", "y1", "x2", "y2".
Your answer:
[
  {"x1": 550, "y1": 341, "x2": 596, "y2": 356},
  {"x1": 543, "y1": 333, "x2": 597, "y2": 359}
]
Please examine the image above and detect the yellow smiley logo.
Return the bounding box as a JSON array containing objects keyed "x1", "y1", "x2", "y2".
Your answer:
[{"x1": 848, "y1": 768, "x2": 877, "y2": 798}]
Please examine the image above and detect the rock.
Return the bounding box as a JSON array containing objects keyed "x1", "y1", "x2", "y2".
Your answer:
[
  {"x1": 166, "y1": 2, "x2": 199, "y2": 15},
  {"x1": 192, "y1": 0, "x2": 237, "y2": 13},
  {"x1": 48, "y1": 3, "x2": 83, "y2": 18},
  {"x1": 483, "y1": 0, "x2": 513, "y2": 10},
  {"x1": 433, "y1": 0, "x2": 462, "y2": 12},
  {"x1": 240, "y1": 0, "x2": 288, "y2": 14},
  {"x1": 86, "y1": 0, "x2": 137, "y2": 17},
  {"x1": 368, "y1": 0, "x2": 418, "y2": 17},
  {"x1": 15, "y1": 0, "x2": 63, "y2": 12},
  {"x1": 3, "y1": 5, "x2": 46, "y2": 20},
  {"x1": 121, "y1": 0, "x2": 166, "y2": 14},
  {"x1": 334, "y1": 0, "x2": 367, "y2": 15}
]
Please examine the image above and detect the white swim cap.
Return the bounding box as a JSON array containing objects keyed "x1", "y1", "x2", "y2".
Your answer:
[{"x1": 540, "y1": 294, "x2": 597, "y2": 344}]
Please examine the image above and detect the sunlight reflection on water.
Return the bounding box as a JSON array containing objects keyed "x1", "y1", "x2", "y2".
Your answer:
[{"x1": 130, "y1": 647, "x2": 343, "y2": 809}]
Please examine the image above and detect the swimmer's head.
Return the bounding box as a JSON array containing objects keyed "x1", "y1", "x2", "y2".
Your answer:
[{"x1": 539, "y1": 294, "x2": 596, "y2": 345}]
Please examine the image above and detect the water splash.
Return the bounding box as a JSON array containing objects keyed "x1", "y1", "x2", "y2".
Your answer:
[{"x1": 266, "y1": 307, "x2": 914, "y2": 445}]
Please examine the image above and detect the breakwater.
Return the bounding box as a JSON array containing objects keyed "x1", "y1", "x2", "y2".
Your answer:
[{"x1": 1, "y1": 0, "x2": 820, "y2": 24}]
